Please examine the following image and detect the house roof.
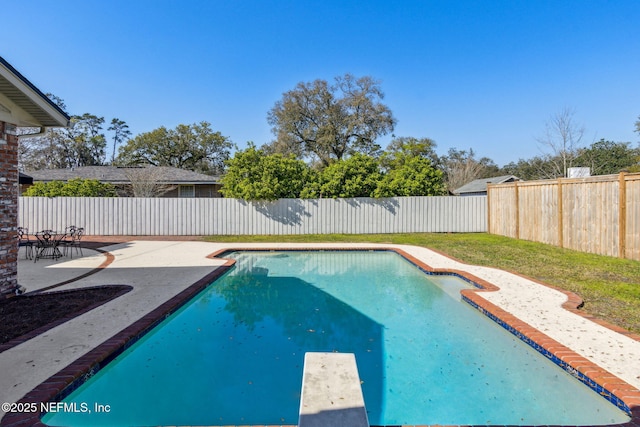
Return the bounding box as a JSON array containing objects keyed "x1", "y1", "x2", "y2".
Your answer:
[
  {"x1": 18, "y1": 172, "x2": 33, "y2": 185},
  {"x1": 0, "y1": 56, "x2": 70, "y2": 128},
  {"x1": 25, "y1": 166, "x2": 221, "y2": 185},
  {"x1": 454, "y1": 175, "x2": 521, "y2": 195}
]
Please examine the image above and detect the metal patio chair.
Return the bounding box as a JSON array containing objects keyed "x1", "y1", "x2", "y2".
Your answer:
[
  {"x1": 62, "y1": 227, "x2": 84, "y2": 258},
  {"x1": 59, "y1": 226, "x2": 76, "y2": 257},
  {"x1": 17, "y1": 227, "x2": 34, "y2": 260}
]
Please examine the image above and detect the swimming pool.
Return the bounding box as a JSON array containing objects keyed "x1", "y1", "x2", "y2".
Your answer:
[{"x1": 42, "y1": 250, "x2": 629, "y2": 426}]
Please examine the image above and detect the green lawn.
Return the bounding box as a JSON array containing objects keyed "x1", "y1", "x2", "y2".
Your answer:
[{"x1": 204, "y1": 233, "x2": 640, "y2": 334}]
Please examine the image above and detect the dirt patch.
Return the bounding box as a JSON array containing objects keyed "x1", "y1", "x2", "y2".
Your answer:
[{"x1": 0, "y1": 286, "x2": 131, "y2": 350}]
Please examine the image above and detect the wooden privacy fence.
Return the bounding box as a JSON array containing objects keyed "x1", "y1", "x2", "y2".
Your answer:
[
  {"x1": 18, "y1": 195, "x2": 487, "y2": 236},
  {"x1": 488, "y1": 172, "x2": 640, "y2": 261}
]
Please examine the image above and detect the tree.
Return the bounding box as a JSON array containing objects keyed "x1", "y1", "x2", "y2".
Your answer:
[
  {"x1": 19, "y1": 127, "x2": 68, "y2": 170},
  {"x1": 68, "y1": 113, "x2": 107, "y2": 167},
  {"x1": 122, "y1": 166, "x2": 175, "y2": 197},
  {"x1": 635, "y1": 115, "x2": 640, "y2": 136},
  {"x1": 259, "y1": 134, "x2": 305, "y2": 159},
  {"x1": 500, "y1": 156, "x2": 557, "y2": 180},
  {"x1": 115, "y1": 122, "x2": 233, "y2": 175},
  {"x1": 574, "y1": 139, "x2": 640, "y2": 175},
  {"x1": 374, "y1": 156, "x2": 446, "y2": 197},
  {"x1": 536, "y1": 108, "x2": 585, "y2": 177},
  {"x1": 220, "y1": 145, "x2": 314, "y2": 200},
  {"x1": 501, "y1": 139, "x2": 640, "y2": 179},
  {"x1": 380, "y1": 136, "x2": 440, "y2": 171},
  {"x1": 267, "y1": 74, "x2": 396, "y2": 166},
  {"x1": 441, "y1": 148, "x2": 498, "y2": 193},
  {"x1": 108, "y1": 118, "x2": 131, "y2": 164},
  {"x1": 19, "y1": 109, "x2": 108, "y2": 170},
  {"x1": 18, "y1": 94, "x2": 69, "y2": 170},
  {"x1": 373, "y1": 136, "x2": 446, "y2": 196},
  {"x1": 23, "y1": 179, "x2": 117, "y2": 197},
  {"x1": 301, "y1": 153, "x2": 382, "y2": 198}
]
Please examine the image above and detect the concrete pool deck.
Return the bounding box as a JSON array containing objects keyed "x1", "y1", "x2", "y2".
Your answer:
[{"x1": 2, "y1": 239, "x2": 640, "y2": 426}]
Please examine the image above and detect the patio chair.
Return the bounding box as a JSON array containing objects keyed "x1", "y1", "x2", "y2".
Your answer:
[
  {"x1": 17, "y1": 227, "x2": 34, "y2": 260},
  {"x1": 62, "y1": 227, "x2": 84, "y2": 258},
  {"x1": 59, "y1": 226, "x2": 76, "y2": 255}
]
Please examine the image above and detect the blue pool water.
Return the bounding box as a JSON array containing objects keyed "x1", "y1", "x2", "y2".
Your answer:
[{"x1": 43, "y1": 251, "x2": 629, "y2": 426}]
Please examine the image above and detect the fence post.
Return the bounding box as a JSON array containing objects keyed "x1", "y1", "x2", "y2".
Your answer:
[
  {"x1": 486, "y1": 184, "x2": 492, "y2": 234},
  {"x1": 557, "y1": 178, "x2": 563, "y2": 248},
  {"x1": 619, "y1": 172, "x2": 627, "y2": 259},
  {"x1": 514, "y1": 181, "x2": 519, "y2": 239}
]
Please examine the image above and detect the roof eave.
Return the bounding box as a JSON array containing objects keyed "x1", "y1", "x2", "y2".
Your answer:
[
  {"x1": 0, "y1": 56, "x2": 70, "y2": 128},
  {"x1": 164, "y1": 181, "x2": 221, "y2": 185}
]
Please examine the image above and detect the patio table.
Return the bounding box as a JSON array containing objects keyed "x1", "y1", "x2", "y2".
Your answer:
[{"x1": 34, "y1": 230, "x2": 66, "y2": 262}]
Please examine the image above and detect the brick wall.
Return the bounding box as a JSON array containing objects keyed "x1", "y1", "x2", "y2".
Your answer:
[{"x1": 0, "y1": 120, "x2": 19, "y2": 297}]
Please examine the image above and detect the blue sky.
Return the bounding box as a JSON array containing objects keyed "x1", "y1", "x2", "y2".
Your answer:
[{"x1": 3, "y1": 0, "x2": 639, "y2": 166}]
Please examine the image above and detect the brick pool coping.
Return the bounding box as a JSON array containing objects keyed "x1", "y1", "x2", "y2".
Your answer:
[{"x1": 2, "y1": 246, "x2": 639, "y2": 427}]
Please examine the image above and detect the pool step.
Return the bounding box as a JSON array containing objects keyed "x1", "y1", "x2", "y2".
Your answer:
[{"x1": 298, "y1": 352, "x2": 369, "y2": 427}]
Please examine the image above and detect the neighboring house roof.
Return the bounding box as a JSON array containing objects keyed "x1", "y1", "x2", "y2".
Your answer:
[
  {"x1": 18, "y1": 172, "x2": 33, "y2": 185},
  {"x1": 25, "y1": 166, "x2": 221, "y2": 185},
  {"x1": 454, "y1": 175, "x2": 521, "y2": 195},
  {"x1": 0, "y1": 56, "x2": 70, "y2": 128}
]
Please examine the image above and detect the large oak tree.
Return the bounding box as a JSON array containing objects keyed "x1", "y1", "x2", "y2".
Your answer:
[
  {"x1": 267, "y1": 74, "x2": 396, "y2": 167},
  {"x1": 115, "y1": 121, "x2": 233, "y2": 175}
]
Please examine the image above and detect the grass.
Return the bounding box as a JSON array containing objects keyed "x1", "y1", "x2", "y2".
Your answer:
[{"x1": 204, "y1": 233, "x2": 640, "y2": 334}]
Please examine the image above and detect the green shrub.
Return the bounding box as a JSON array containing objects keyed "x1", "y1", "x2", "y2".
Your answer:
[{"x1": 23, "y1": 179, "x2": 117, "y2": 197}]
